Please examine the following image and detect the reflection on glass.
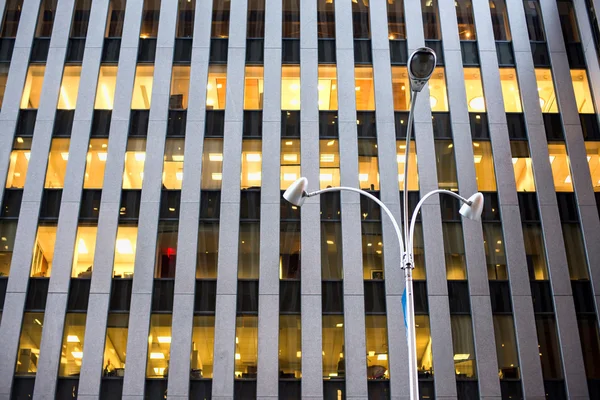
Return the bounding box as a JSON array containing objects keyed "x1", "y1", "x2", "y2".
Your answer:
[
  {"x1": 421, "y1": 0, "x2": 441, "y2": 40},
  {"x1": 562, "y1": 223, "x2": 589, "y2": 280},
  {"x1": 320, "y1": 139, "x2": 340, "y2": 189},
  {"x1": 140, "y1": 0, "x2": 161, "y2": 38},
  {"x1": 235, "y1": 315, "x2": 258, "y2": 379},
  {"x1": 1, "y1": 0, "x2": 24, "y2": 38},
  {"x1": 464, "y1": 68, "x2": 485, "y2": 112},
  {"x1": 392, "y1": 67, "x2": 410, "y2": 111},
  {"x1": 523, "y1": 224, "x2": 548, "y2": 280},
  {"x1": 490, "y1": 0, "x2": 511, "y2": 41},
  {"x1": 429, "y1": 67, "x2": 449, "y2": 111},
  {"x1": 523, "y1": 0, "x2": 545, "y2": 41},
  {"x1": 322, "y1": 222, "x2": 343, "y2": 280},
  {"x1": 281, "y1": 139, "x2": 300, "y2": 190},
  {"x1": 358, "y1": 139, "x2": 379, "y2": 190},
  {"x1": 282, "y1": 0, "x2": 300, "y2": 38},
  {"x1": 494, "y1": 315, "x2": 520, "y2": 379},
  {"x1": 317, "y1": 0, "x2": 335, "y2": 39},
  {"x1": 201, "y1": 139, "x2": 223, "y2": 189},
  {"x1": 155, "y1": 221, "x2": 178, "y2": 278},
  {"x1": 103, "y1": 313, "x2": 128, "y2": 377},
  {"x1": 70, "y1": 0, "x2": 92, "y2": 38},
  {"x1": 163, "y1": 138, "x2": 185, "y2": 189},
  {"x1": 416, "y1": 315, "x2": 433, "y2": 375},
  {"x1": 72, "y1": 225, "x2": 97, "y2": 278},
  {"x1": 191, "y1": 315, "x2": 215, "y2": 378},
  {"x1": 58, "y1": 66, "x2": 82, "y2": 109},
  {"x1": 535, "y1": 315, "x2": 564, "y2": 379},
  {"x1": 435, "y1": 140, "x2": 458, "y2": 190},
  {"x1": 0, "y1": 221, "x2": 17, "y2": 276},
  {"x1": 15, "y1": 312, "x2": 44, "y2": 374},
  {"x1": 84, "y1": 139, "x2": 109, "y2": 189},
  {"x1": 35, "y1": 0, "x2": 58, "y2": 37},
  {"x1": 6, "y1": 137, "x2": 32, "y2": 189},
  {"x1": 196, "y1": 222, "x2": 219, "y2": 278},
  {"x1": 112, "y1": 225, "x2": 138, "y2": 278},
  {"x1": 511, "y1": 142, "x2": 535, "y2": 192},
  {"x1": 244, "y1": 66, "x2": 264, "y2": 110},
  {"x1": 282, "y1": 65, "x2": 300, "y2": 110},
  {"x1": 241, "y1": 140, "x2": 262, "y2": 189},
  {"x1": 365, "y1": 316, "x2": 389, "y2": 379},
  {"x1": 106, "y1": 0, "x2": 126, "y2": 37},
  {"x1": 455, "y1": 0, "x2": 476, "y2": 40},
  {"x1": 131, "y1": 65, "x2": 154, "y2": 109},
  {"x1": 483, "y1": 223, "x2": 507, "y2": 280},
  {"x1": 207, "y1": 65, "x2": 227, "y2": 110},
  {"x1": 122, "y1": 138, "x2": 146, "y2": 189},
  {"x1": 147, "y1": 314, "x2": 172, "y2": 378},
  {"x1": 473, "y1": 142, "x2": 496, "y2": 191},
  {"x1": 451, "y1": 315, "x2": 477, "y2": 378},
  {"x1": 45, "y1": 138, "x2": 69, "y2": 188},
  {"x1": 548, "y1": 143, "x2": 572, "y2": 192},
  {"x1": 20, "y1": 65, "x2": 45, "y2": 109},
  {"x1": 362, "y1": 223, "x2": 383, "y2": 280},
  {"x1": 318, "y1": 66, "x2": 338, "y2": 111},
  {"x1": 355, "y1": 66, "x2": 375, "y2": 111},
  {"x1": 211, "y1": 0, "x2": 230, "y2": 38},
  {"x1": 95, "y1": 65, "x2": 118, "y2": 109},
  {"x1": 352, "y1": 0, "x2": 370, "y2": 38},
  {"x1": 59, "y1": 313, "x2": 87, "y2": 377},
  {"x1": 0, "y1": 64, "x2": 8, "y2": 108},
  {"x1": 444, "y1": 223, "x2": 466, "y2": 280},
  {"x1": 585, "y1": 142, "x2": 600, "y2": 192},
  {"x1": 280, "y1": 222, "x2": 300, "y2": 279},
  {"x1": 30, "y1": 225, "x2": 56, "y2": 277},
  {"x1": 499, "y1": 68, "x2": 522, "y2": 112},
  {"x1": 397, "y1": 140, "x2": 418, "y2": 190},
  {"x1": 570, "y1": 70, "x2": 595, "y2": 114},
  {"x1": 323, "y1": 315, "x2": 345, "y2": 378},
  {"x1": 176, "y1": 0, "x2": 195, "y2": 38},
  {"x1": 535, "y1": 69, "x2": 558, "y2": 113},
  {"x1": 238, "y1": 222, "x2": 260, "y2": 279},
  {"x1": 387, "y1": 0, "x2": 405, "y2": 40},
  {"x1": 279, "y1": 315, "x2": 301, "y2": 378},
  {"x1": 246, "y1": 0, "x2": 265, "y2": 38},
  {"x1": 170, "y1": 66, "x2": 190, "y2": 110}
]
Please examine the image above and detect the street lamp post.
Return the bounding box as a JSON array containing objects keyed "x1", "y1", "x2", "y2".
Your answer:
[{"x1": 283, "y1": 48, "x2": 484, "y2": 400}]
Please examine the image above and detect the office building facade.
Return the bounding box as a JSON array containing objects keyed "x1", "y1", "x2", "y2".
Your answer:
[{"x1": 0, "y1": 0, "x2": 599, "y2": 399}]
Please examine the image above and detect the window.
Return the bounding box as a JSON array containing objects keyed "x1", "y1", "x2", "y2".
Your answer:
[
  {"x1": 234, "y1": 315, "x2": 258, "y2": 379},
  {"x1": 585, "y1": 142, "x2": 600, "y2": 192},
  {"x1": 281, "y1": 139, "x2": 300, "y2": 190},
  {"x1": 103, "y1": 313, "x2": 128, "y2": 377},
  {"x1": 206, "y1": 65, "x2": 227, "y2": 110},
  {"x1": 499, "y1": 68, "x2": 522, "y2": 112},
  {"x1": 352, "y1": 0, "x2": 370, "y2": 38},
  {"x1": 455, "y1": 0, "x2": 476, "y2": 40},
  {"x1": 318, "y1": 66, "x2": 338, "y2": 111},
  {"x1": 322, "y1": 315, "x2": 345, "y2": 378},
  {"x1": 490, "y1": 0, "x2": 511, "y2": 41},
  {"x1": 282, "y1": 65, "x2": 300, "y2": 110},
  {"x1": 176, "y1": 0, "x2": 195, "y2": 38},
  {"x1": 238, "y1": 223, "x2": 260, "y2": 279},
  {"x1": 362, "y1": 223, "x2": 383, "y2": 280},
  {"x1": 279, "y1": 315, "x2": 301, "y2": 378},
  {"x1": 246, "y1": 0, "x2": 265, "y2": 38},
  {"x1": 0, "y1": 0, "x2": 24, "y2": 38},
  {"x1": 322, "y1": 222, "x2": 343, "y2": 279},
  {"x1": 523, "y1": 0, "x2": 545, "y2": 41},
  {"x1": 201, "y1": 139, "x2": 223, "y2": 189},
  {"x1": 451, "y1": 315, "x2": 477, "y2": 378},
  {"x1": 387, "y1": 0, "x2": 406, "y2": 40},
  {"x1": 320, "y1": 139, "x2": 340, "y2": 189},
  {"x1": 83, "y1": 138, "x2": 108, "y2": 189},
  {"x1": 548, "y1": 144, "x2": 573, "y2": 192},
  {"x1": 170, "y1": 66, "x2": 190, "y2": 110},
  {"x1": 493, "y1": 316, "x2": 520, "y2": 379},
  {"x1": 122, "y1": 138, "x2": 146, "y2": 189},
  {"x1": 244, "y1": 66, "x2": 264, "y2": 110},
  {"x1": 35, "y1": 0, "x2": 58, "y2": 38},
  {"x1": 511, "y1": 142, "x2": 536, "y2": 192},
  {"x1": 70, "y1": 0, "x2": 92, "y2": 38},
  {"x1": 557, "y1": 0, "x2": 581, "y2": 43},
  {"x1": 112, "y1": 225, "x2": 138, "y2": 278},
  {"x1": 155, "y1": 222, "x2": 178, "y2": 278},
  {"x1": 44, "y1": 138, "x2": 69, "y2": 189},
  {"x1": 58, "y1": 313, "x2": 87, "y2": 377},
  {"x1": 473, "y1": 142, "x2": 496, "y2": 191},
  {"x1": 317, "y1": 0, "x2": 335, "y2": 38},
  {"x1": 0, "y1": 221, "x2": 17, "y2": 276},
  {"x1": 421, "y1": 0, "x2": 441, "y2": 40},
  {"x1": 140, "y1": 0, "x2": 160, "y2": 38},
  {"x1": 416, "y1": 315, "x2": 433, "y2": 374},
  {"x1": 483, "y1": 224, "x2": 507, "y2": 280},
  {"x1": 57, "y1": 66, "x2": 81, "y2": 110},
  {"x1": 196, "y1": 223, "x2": 219, "y2": 278},
  {"x1": 358, "y1": 139, "x2": 379, "y2": 190},
  {"x1": 20, "y1": 65, "x2": 45, "y2": 109},
  {"x1": 444, "y1": 223, "x2": 467, "y2": 280},
  {"x1": 392, "y1": 67, "x2": 410, "y2": 111},
  {"x1": 211, "y1": 0, "x2": 230, "y2": 38},
  {"x1": 412, "y1": 224, "x2": 426, "y2": 280},
  {"x1": 95, "y1": 65, "x2": 118, "y2": 109},
  {"x1": 6, "y1": 137, "x2": 32, "y2": 189},
  {"x1": 535, "y1": 316, "x2": 564, "y2": 379},
  {"x1": 0, "y1": 64, "x2": 8, "y2": 108},
  {"x1": 435, "y1": 140, "x2": 458, "y2": 190},
  {"x1": 365, "y1": 316, "x2": 389, "y2": 379},
  {"x1": 397, "y1": 140, "x2": 418, "y2": 190},
  {"x1": 30, "y1": 225, "x2": 56, "y2": 277},
  {"x1": 106, "y1": 0, "x2": 126, "y2": 37},
  {"x1": 147, "y1": 314, "x2": 171, "y2": 378},
  {"x1": 464, "y1": 68, "x2": 485, "y2": 112},
  {"x1": 570, "y1": 70, "x2": 595, "y2": 114},
  {"x1": 535, "y1": 69, "x2": 558, "y2": 113},
  {"x1": 523, "y1": 224, "x2": 548, "y2": 280},
  {"x1": 577, "y1": 316, "x2": 600, "y2": 379},
  {"x1": 282, "y1": 0, "x2": 300, "y2": 38},
  {"x1": 429, "y1": 67, "x2": 449, "y2": 111},
  {"x1": 15, "y1": 313, "x2": 44, "y2": 374},
  {"x1": 131, "y1": 65, "x2": 154, "y2": 110},
  {"x1": 241, "y1": 140, "x2": 261, "y2": 189},
  {"x1": 355, "y1": 66, "x2": 375, "y2": 111},
  {"x1": 562, "y1": 224, "x2": 589, "y2": 280},
  {"x1": 280, "y1": 222, "x2": 300, "y2": 279},
  {"x1": 163, "y1": 138, "x2": 185, "y2": 189},
  {"x1": 191, "y1": 315, "x2": 215, "y2": 378},
  {"x1": 72, "y1": 225, "x2": 97, "y2": 278}
]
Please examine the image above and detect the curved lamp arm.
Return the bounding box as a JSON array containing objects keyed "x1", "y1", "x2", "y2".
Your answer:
[{"x1": 307, "y1": 186, "x2": 406, "y2": 257}]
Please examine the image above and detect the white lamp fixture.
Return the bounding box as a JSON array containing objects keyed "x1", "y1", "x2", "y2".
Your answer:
[
  {"x1": 459, "y1": 192, "x2": 484, "y2": 221},
  {"x1": 283, "y1": 177, "x2": 308, "y2": 207}
]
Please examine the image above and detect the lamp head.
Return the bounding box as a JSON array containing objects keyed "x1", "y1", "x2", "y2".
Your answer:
[
  {"x1": 283, "y1": 177, "x2": 309, "y2": 207},
  {"x1": 459, "y1": 192, "x2": 484, "y2": 221},
  {"x1": 408, "y1": 47, "x2": 437, "y2": 93}
]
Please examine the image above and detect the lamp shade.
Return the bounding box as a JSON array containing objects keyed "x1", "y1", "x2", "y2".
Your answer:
[
  {"x1": 459, "y1": 192, "x2": 484, "y2": 221},
  {"x1": 283, "y1": 177, "x2": 309, "y2": 206}
]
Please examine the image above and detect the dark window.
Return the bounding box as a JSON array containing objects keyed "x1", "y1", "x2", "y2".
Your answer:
[
  {"x1": 356, "y1": 112, "x2": 376, "y2": 137},
  {"x1": 194, "y1": 280, "x2": 216, "y2": 312},
  {"x1": 280, "y1": 222, "x2": 300, "y2": 280},
  {"x1": 523, "y1": 0, "x2": 546, "y2": 41},
  {"x1": 35, "y1": 0, "x2": 58, "y2": 38},
  {"x1": 79, "y1": 190, "x2": 102, "y2": 220},
  {"x1": 352, "y1": 0, "x2": 370, "y2": 38},
  {"x1": 151, "y1": 279, "x2": 174, "y2": 311},
  {"x1": 282, "y1": 0, "x2": 300, "y2": 38},
  {"x1": 70, "y1": 0, "x2": 92, "y2": 38},
  {"x1": 67, "y1": 278, "x2": 90, "y2": 311},
  {"x1": 56, "y1": 378, "x2": 79, "y2": 400},
  {"x1": 189, "y1": 380, "x2": 212, "y2": 398},
  {"x1": 368, "y1": 381, "x2": 390, "y2": 399},
  {"x1": 581, "y1": 114, "x2": 600, "y2": 140},
  {"x1": 280, "y1": 280, "x2": 300, "y2": 313},
  {"x1": 496, "y1": 41, "x2": 515, "y2": 66},
  {"x1": 364, "y1": 281, "x2": 386, "y2": 313},
  {"x1": 40, "y1": 190, "x2": 62, "y2": 220},
  {"x1": 282, "y1": 111, "x2": 300, "y2": 137},
  {"x1": 145, "y1": 379, "x2": 167, "y2": 400},
  {"x1": 490, "y1": 0, "x2": 512, "y2": 41},
  {"x1": 543, "y1": 114, "x2": 564, "y2": 141},
  {"x1": 159, "y1": 191, "x2": 180, "y2": 219},
  {"x1": 101, "y1": 38, "x2": 121, "y2": 62},
  {"x1": 173, "y1": 38, "x2": 192, "y2": 63},
  {"x1": 140, "y1": 0, "x2": 160, "y2": 38},
  {"x1": 234, "y1": 380, "x2": 257, "y2": 398},
  {"x1": 206, "y1": 110, "x2": 225, "y2": 137},
  {"x1": 318, "y1": 39, "x2": 336, "y2": 63},
  {"x1": 531, "y1": 281, "x2": 554, "y2": 313},
  {"x1": 167, "y1": 110, "x2": 186, "y2": 137},
  {"x1": 176, "y1": 0, "x2": 195, "y2": 38},
  {"x1": 530, "y1": 41, "x2": 550, "y2": 67},
  {"x1": 11, "y1": 377, "x2": 35, "y2": 399},
  {"x1": 129, "y1": 110, "x2": 149, "y2": 136},
  {"x1": 456, "y1": 380, "x2": 479, "y2": 399},
  {"x1": 209, "y1": 38, "x2": 228, "y2": 63},
  {"x1": 53, "y1": 110, "x2": 74, "y2": 137},
  {"x1": 237, "y1": 280, "x2": 259, "y2": 313},
  {"x1": 448, "y1": 281, "x2": 471, "y2": 313},
  {"x1": 106, "y1": 0, "x2": 126, "y2": 37},
  {"x1": 572, "y1": 281, "x2": 595, "y2": 313},
  {"x1": 137, "y1": 38, "x2": 156, "y2": 62},
  {"x1": 461, "y1": 41, "x2": 479, "y2": 65},
  {"x1": 2, "y1": 189, "x2": 22, "y2": 218},
  {"x1": 317, "y1": 0, "x2": 335, "y2": 38},
  {"x1": 119, "y1": 190, "x2": 141, "y2": 220},
  {"x1": 489, "y1": 281, "x2": 512, "y2": 313},
  {"x1": 0, "y1": 39, "x2": 14, "y2": 61},
  {"x1": 211, "y1": 0, "x2": 230, "y2": 38},
  {"x1": 319, "y1": 111, "x2": 338, "y2": 138},
  {"x1": 110, "y1": 278, "x2": 132, "y2": 310},
  {"x1": 246, "y1": 0, "x2": 264, "y2": 38},
  {"x1": 91, "y1": 110, "x2": 112, "y2": 137},
  {"x1": 390, "y1": 40, "x2": 408, "y2": 65},
  {"x1": 243, "y1": 111, "x2": 262, "y2": 138},
  {"x1": 543, "y1": 381, "x2": 567, "y2": 400},
  {"x1": 354, "y1": 39, "x2": 372, "y2": 64},
  {"x1": 246, "y1": 39, "x2": 264, "y2": 63},
  {"x1": 282, "y1": 39, "x2": 300, "y2": 63},
  {"x1": 0, "y1": 0, "x2": 24, "y2": 38},
  {"x1": 322, "y1": 281, "x2": 343, "y2": 313},
  {"x1": 30, "y1": 38, "x2": 50, "y2": 61},
  {"x1": 506, "y1": 113, "x2": 526, "y2": 139},
  {"x1": 25, "y1": 278, "x2": 49, "y2": 310},
  {"x1": 577, "y1": 315, "x2": 600, "y2": 379},
  {"x1": 517, "y1": 193, "x2": 540, "y2": 222},
  {"x1": 100, "y1": 378, "x2": 124, "y2": 400},
  {"x1": 422, "y1": 0, "x2": 441, "y2": 40},
  {"x1": 155, "y1": 222, "x2": 178, "y2": 278},
  {"x1": 469, "y1": 113, "x2": 489, "y2": 139}
]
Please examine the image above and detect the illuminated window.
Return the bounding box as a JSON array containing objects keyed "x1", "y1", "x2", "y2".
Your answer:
[
  {"x1": 352, "y1": 0, "x2": 370, "y2": 38},
  {"x1": 163, "y1": 138, "x2": 185, "y2": 189},
  {"x1": 112, "y1": 225, "x2": 138, "y2": 278},
  {"x1": 321, "y1": 222, "x2": 343, "y2": 279},
  {"x1": 238, "y1": 222, "x2": 259, "y2": 279},
  {"x1": 147, "y1": 314, "x2": 172, "y2": 378},
  {"x1": 473, "y1": 142, "x2": 496, "y2": 191},
  {"x1": 355, "y1": 66, "x2": 375, "y2": 111},
  {"x1": 234, "y1": 315, "x2": 258, "y2": 379},
  {"x1": 365, "y1": 316, "x2": 389, "y2": 379},
  {"x1": 563, "y1": 223, "x2": 589, "y2": 280},
  {"x1": 282, "y1": 0, "x2": 300, "y2": 38},
  {"x1": 170, "y1": 66, "x2": 190, "y2": 110},
  {"x1": 494, "y1": 315, "x2": 520, "y2": 380},
  {"x1": 20, "y1": 65, "x2": 45, "y2": 109},
  {"x1": 421, "y1": 0, "x2": 441, "y2": 40},
  {"x1": 0, "y1": 221, "x2": 17, "y2": 276},
  {"x1": 392, "y1": 67, "x2": 410, "y2": 111},
  {"x1": 358, "y1": 139, "x2": 379, "y2": 190},
  {"x1": 523, "y1": 224, "x2": 548, "y2": 280},
  {"x1": 570, "y1": 70, "x2": 595, "y2": 114},
  {"x1": 103, "y1": 313, "x2": 128, "y2": 377},
  {"x1": 191, "y1": 316, "x2": 215, "y2": 378},
  {"x1": 464, "y1": 68, "x2": 486, "y2": 112},
  {"x1": 176, "y1": 0, "x2": 195, "y2": 38},
  {"x1": 535, "y1": 69, "x2": 558, "y2": 113},
  {"x1": 510, "y1": 142, "x2": 535, "y2": 192},
  {"x1": 70, "y1": 0, "x2": 92, "y2": 38},
  {"x1": 122, "y1": 138, "x2": 146, "y2": 189},
  {"x1": 320, "y1": 139, "x2": 340, "y2": 189},
  {"x1": 535, "y1": 316, "x2": 564, "y2": 379},
  {"x1": 484, "y1": 224, "x2": 507, "y2": 280},
  {"x1": 58, "y1": 313, "x2": 86, "y2": 377},
  {"x1": 155, "y1": 222, "x2": 178, "y2": 278},
  {"x1": 196, "y1": 223, "x2": 219, "y2": 278},
  {"x1": 322, "y1": 315, "x2": 345, "y2": 378},
  {"x1": 246, "y1": 0, "x2": 265, "y2": 38},
  {"x1": 548, "y1": 144, "x2": 572, "y2": 192},
  {"x1": 206, "y1": 65, "x2": 227, "y2": 110},
  {"x1": 362, "y1": 223, "x2": 383, "y2": 280},
  {"x1": 244, "y1": 66, "x2": 264, "y2": 110},
  {"x1": 397, "y1": 140, "x2": 418, "y2": 190},
  {"x1": 30, "y1": 225, "x2": 56, "y2": 277},
  {"x1": 0, "y1": 64, "x2": 8, "y2": 108},
  {"x1": 416, "y1": 315, "x2": 433, "y2": 374},
  {"x1": 451, "y1": 315, "x2": 477, "y2": 378},
  {"x1": 83, "y1": 139, "x2": 108, "y2": 189},
  {"x1": 444, "y1": 223, "x2": 466, "y2": 280},
  {"x1": 456, "y1": 0, "x2": 476, "y2": 40},
  {"x1": 585, "y1": 142, "x2": 600, "y2": 192},
  {"x1": 318, "y1": 66, "x2": 338, "y2": 111},
  {"x1": 211, "y1": 0, "x2": 231, "y2": 38},
  {"x1": 6, "y1": 137, "x2": 32, "y2": 189},
  {"x1": 140, "y1": 0, "x2": 160, "y2": 38},
  {"x1": 429, "y1": 67, "x2": 449, "y2": 111},
  {"x1": 35, "y1": 0, "x2": 58, "y2": 37},
  {"x1": 72, "y1": 225, "x2": 97, "y2": 278},
  {"x1": 94, "y1": 66, "x2": 117, "y2": 110},
  {"x1": 387, "y1": 0, "x2": 406, "y2": 40},
  {"x1": 44, "y1": 138, "x2": 69, "y2": 188},
  {"x1": 279, "y1": 315, "x2": 301, "y2": 378},
  {"x1": 57, "y1": 66, "x2": 81, "y2": 110},
  {"x1": 435, "y1": 140, "x2": 458, "y2": 190},
  {"x1": 282, "y1": 66, "x2": 300, "y2": 110},
  {"x1": 241, "y1": 140, "x2": 261, "y2": 189},
  {"x1": 499, "y1": 68, "x2": 522, "y2": 112},
  {"x1": 317, "y1": 0, "x2": 335, "y2": 39},
  {"x1": 490, "y1": 0, "x2": 512, "y2": 41},
  {"x1": 15, "y1": 312, "x2": 44, "y2": 374},
  {"x1": 523, "y1": 0, "x2": 545, "y2": 41},
  {"x1": 201, "y1": 138, "x2": 223, "y2": 190},
  {"x1": 131, "y1": 65, "x2": 154, "y2": 110},
  {"x1": 280, "y1": 222, "x2": 300, "y2": 279},
  {"x1": 412, "y1": 223, "x2": 426, "y2": 280},
  {"x1": 281, "y1": 139, "x2": 300, "y2": 190},
  {"x1": 0, "y1": 0, "x2": 24, "y2": 38},
  {"x1": 105, "y1": 0, "x2": 126, "y2": 37}
]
